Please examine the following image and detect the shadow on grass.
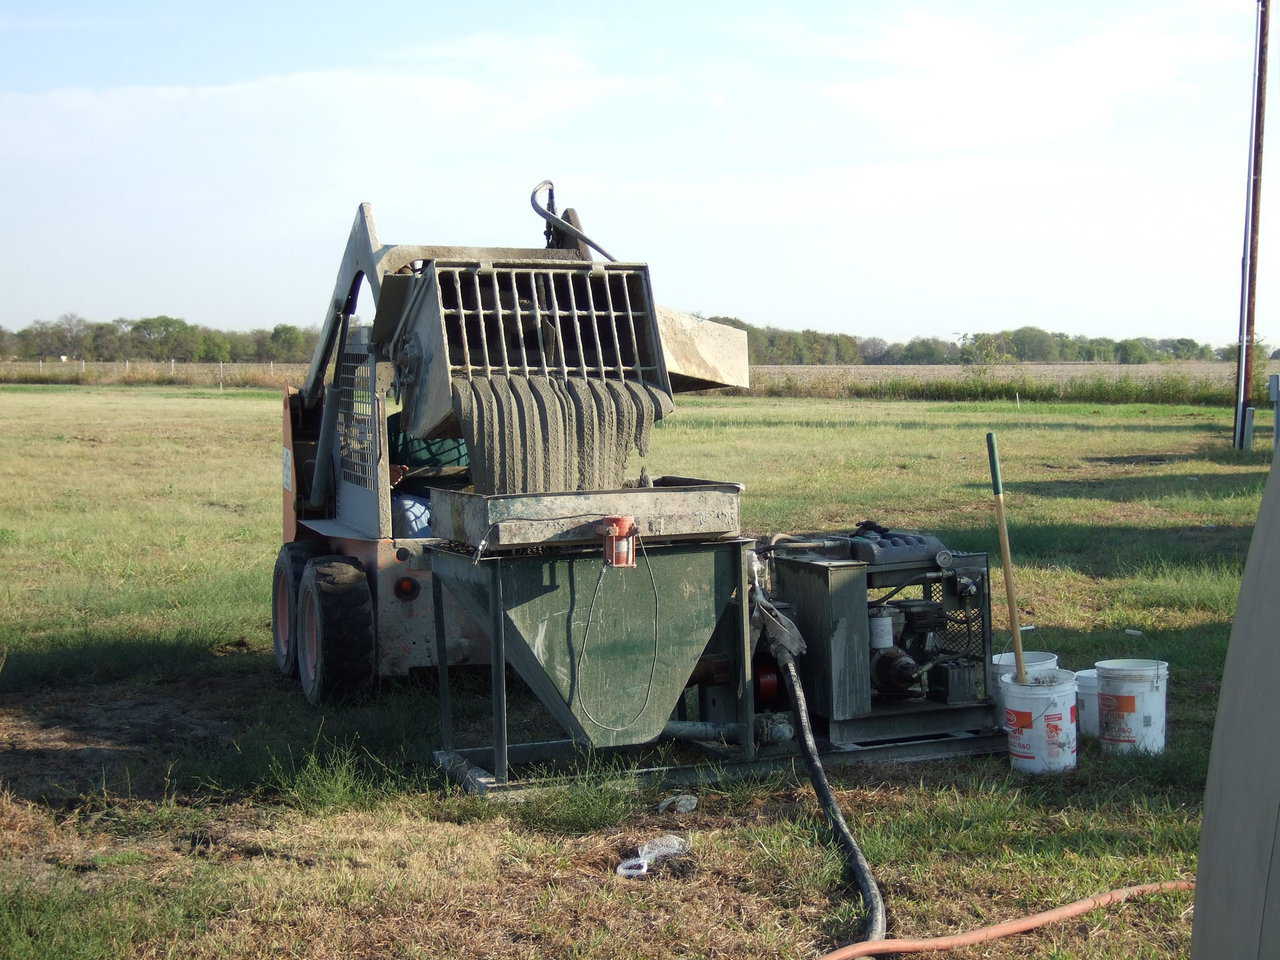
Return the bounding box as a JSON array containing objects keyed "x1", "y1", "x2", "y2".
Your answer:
[
  {"x1": 0, "y1": 631, "x2": 241, "y2": 694},
  {"x1": 0, "y1": 648, "x2": 566, "y2": 808},
  {"x1": 1001, "y1": 471, "x2": 1267, "y2": 504},
  {"x1": 925, "y1": 519, "x2": 1252, "y2": 579}
]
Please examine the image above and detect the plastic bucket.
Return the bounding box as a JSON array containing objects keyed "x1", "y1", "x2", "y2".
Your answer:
[
  {"x1": 1096, "y1": 659, "x2": 1169, "y2": 754},
  {"x1": 1000, "y1": 668, "x2": 1078, "y2": 774},
  {"x1": 991, "y1": 651, "x2": 1059, "y2": 729},
  {"x1": 1075, "y1": 668, "x2": 1099, "y2": 738}
]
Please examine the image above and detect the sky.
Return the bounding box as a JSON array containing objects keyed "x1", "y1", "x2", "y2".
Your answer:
[{"x1": 0, "y1": 1, "x2": 1276, "y2": 347}]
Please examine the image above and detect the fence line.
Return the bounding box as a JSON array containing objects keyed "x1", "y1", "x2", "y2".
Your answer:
[
  {"x1": 2, "y1": 359, "x2": 1277, "y2": 405},
  {"x1": 0, "y1": 360, "x2": 311, "y2": 387}
]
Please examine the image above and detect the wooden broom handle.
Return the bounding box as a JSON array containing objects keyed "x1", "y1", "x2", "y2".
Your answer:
[{"x1": 987, "y1": 432, "x2": 1026, "y2": 684}]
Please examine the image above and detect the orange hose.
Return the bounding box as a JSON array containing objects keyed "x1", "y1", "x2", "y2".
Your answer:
[{"x1": 817, "y1": 880, "x2": 1194, "y2": 959}]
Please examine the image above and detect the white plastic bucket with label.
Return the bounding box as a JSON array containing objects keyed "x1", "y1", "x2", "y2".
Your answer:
[
  {"x1": 1000, "y1": 668, "x2": 1078, "y2": 774},
  {"x1": 1075, "y1": 668, "x2": 1100, "y2": 738},
  {"x1": 991, "y1": 651, "x2": 1059, "y2": 729},
  {"x1": 1096, "y1": 659, "x2": 1169, "y2": 754}
]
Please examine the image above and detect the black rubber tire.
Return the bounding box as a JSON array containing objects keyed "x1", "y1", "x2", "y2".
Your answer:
[
  {"x1": 271, "y1": 540, "x2": 325, "y2": 677},
  {"x1": 296, "y1": 556, "x2": 376, "y2": 704}
]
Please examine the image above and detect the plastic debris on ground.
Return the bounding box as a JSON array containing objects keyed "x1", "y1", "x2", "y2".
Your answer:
[
  {"x1": 616, "y1": 834, "x2": 691, "y2": 878},
  {"x1": 657, "y1": 794, "x2": 698, "y2": 814}
]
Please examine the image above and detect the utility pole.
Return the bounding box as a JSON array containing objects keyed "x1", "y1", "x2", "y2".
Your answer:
[{"x1": 1235, "y1": 0, "x2": 1270, "y2": 449}]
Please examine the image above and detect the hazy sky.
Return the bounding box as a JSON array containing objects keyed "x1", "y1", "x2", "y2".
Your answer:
[{"x1": 1, "y1": 1, "x2": 1276, "y2": 346}]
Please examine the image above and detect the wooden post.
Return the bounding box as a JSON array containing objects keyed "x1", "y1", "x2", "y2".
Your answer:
[
  {"x1": 1235, "y1": 0, "x2": 1270, "y2": 448},
  {"x1": 1245, "y1": 407, "x2": 1257, "y2": 450},
  {"x1": 987, "y1": 432, "x2": 1026, "y2": 684}
]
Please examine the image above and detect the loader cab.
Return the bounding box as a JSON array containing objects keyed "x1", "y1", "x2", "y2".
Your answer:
[{"x1": 385, "y1": 407, "x2": 470, "y2": 538}]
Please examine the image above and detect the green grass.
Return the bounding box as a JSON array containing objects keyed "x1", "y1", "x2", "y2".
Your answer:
[
  {"x1": 0, "y1": 385, "x2": 1251, "y2": 958},
  {"x1": 0, "y1": 870, "x2": 232, "y2": 960}
]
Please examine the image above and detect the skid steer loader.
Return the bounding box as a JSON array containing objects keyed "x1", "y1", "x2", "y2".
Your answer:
[{"x1": 272, "y1": 184, "x2": 749, "y2": 706}]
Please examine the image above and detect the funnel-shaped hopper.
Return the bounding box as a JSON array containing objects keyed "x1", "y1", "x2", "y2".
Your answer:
[{"x1": 432, "y1": 543, "x2": 743, "y2": 749}]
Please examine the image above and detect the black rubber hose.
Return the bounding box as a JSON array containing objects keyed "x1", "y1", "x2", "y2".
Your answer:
[
  {"x1": 529, "y1": 180, "x2": 617, "y2": 262},
  {"x1": 778, "y1": 653, "x2": 887, "y2": 943}
]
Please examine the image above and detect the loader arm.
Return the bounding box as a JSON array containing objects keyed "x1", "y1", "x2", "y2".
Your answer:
[{"x1": 302, "y1": 204, "x2": 385, "y2": 406}]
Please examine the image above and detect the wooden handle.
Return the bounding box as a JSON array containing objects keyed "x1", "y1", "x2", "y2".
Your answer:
[{"x1": 987, "y1": 433, "x2": 1026, "y2": 684}]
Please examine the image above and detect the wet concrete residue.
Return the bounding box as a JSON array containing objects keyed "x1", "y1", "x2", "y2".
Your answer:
[{"x1": 452, "y1": 375, "x2": 671, "y2": 494}]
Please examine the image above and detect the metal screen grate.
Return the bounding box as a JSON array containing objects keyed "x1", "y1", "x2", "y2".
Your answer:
[
  {"x1": 337, "y1": 350, "x2": 377, "y2": 490},
  {"x1": 434, "y1": 263, "x2": 661, "y2": 385},
  {"x1": 928, "y1": 582, "x2": 989, "y2": 697}
]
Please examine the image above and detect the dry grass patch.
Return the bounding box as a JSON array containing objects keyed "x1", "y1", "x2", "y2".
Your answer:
[{"x1": 0, "y1": 788, "x2": 58, "y2": 857}]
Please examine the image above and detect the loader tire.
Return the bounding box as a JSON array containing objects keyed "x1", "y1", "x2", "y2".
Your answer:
[
  {"x1": 296, "y1": 556, "x2": 376, "y2": 705},
  {"x1": 272, "y1": 540, "x2": 325, "y2": 677}
]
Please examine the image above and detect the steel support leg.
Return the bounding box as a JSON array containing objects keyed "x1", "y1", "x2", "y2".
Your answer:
[
  {"x1": 736, "y1": 542, "x2": 756, "y2": 761},
  {"x1": 490, "y1": 560, "x2": 509, "y2": 783},
  {"x1": 431, "y1": 573, "x2": 453, "y2": 751}
]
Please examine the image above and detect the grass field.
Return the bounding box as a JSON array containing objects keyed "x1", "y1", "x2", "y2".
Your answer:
[{"x1": 0, "y1": 385, "x2": 1269, "y2": 959}]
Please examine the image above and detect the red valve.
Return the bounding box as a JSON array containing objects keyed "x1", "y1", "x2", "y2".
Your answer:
[{"x1": 599, "y1": 515, "x2": 638, "y2": 568}]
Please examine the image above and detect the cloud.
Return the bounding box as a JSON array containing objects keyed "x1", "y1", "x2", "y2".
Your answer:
[{"x1": 0, "y1": 5, "x2": 1274, "y2": 349}]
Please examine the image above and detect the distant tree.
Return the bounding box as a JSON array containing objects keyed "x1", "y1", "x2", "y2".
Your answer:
[
  {"x1": 858, "y1": 337, "x2": 889, "y2": 364},
  {"x1": 197, "y1": 328, "x2": 231, "y2": 363},
  {"x1": 52, "y1": 313, "x2": 89, "y2": 358},
  {"x1": 0, "y1": 326, "x2": 13, "y2": 359},
  {"x1": 251, "y1": 329, "x2": 275, "y2": 361},
  {"x1": 1080, "y1": 338, "x2": 1117, "y2": 362},
  {"x1": 1163, "y1": 337, "x2": 1210, "y2": 360},
  {"x1": 959, "y1": 332, "x2": 1013, "y2": 365},
  {"x1": 225, "y1": 330, "x2": 258, "y2": 362},
  {"x1": 129, "y1": 316, "x2": 200, "y2": 360},
  {"x1": 1053, "y1": 333, "x2": 1084, "y2": 361},
  {"x1": 899, "y1": 337, "x2": 955, "y2": 364},
  {"x1": 830, "y1": 333, "x2": 860, "y2": 363},
  {"x1": 15, "y1": 320, "x2": 58, "y2": 359},
  {"x1": 84, "y1": 322, "x2": 125, "y2": 360},
  {"x1": 878, "y1": 341, "x2": 906, "y2": 364},
  {"x1": 1008, "y1": 326, "x2": 1058, "y2": 362},
  {"x1": 269, "y1": 324, "x2": 306, "y2": 361},
  {"x1": 300, "y1": 326, "x2": 321, "y2": 359},
  {"x1": 1116, "y1": 338, "x2": 1154, "y2": 364}
]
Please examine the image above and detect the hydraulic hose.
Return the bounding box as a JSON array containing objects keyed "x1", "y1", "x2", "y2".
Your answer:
[
  {"x1": 776, "y1": 651, "x2": 887, "y2": 943},
  {"x1": 754, "y1": 559, "x2": 1192, "y2": 958},
  {"x1": 815, "y1": 880, "x2": 1194, "y2": 958},
  {"x1": 529, "y1": 180, "x2": 617, "y2": 261}
]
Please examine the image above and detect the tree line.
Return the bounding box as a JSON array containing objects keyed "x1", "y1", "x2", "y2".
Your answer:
[
  {"x1": 0, "y1": 314, "x2": 321, "y2": 363},
  {"x1": 1, "y1": 312, "x2": 1270, "y2": 366},
  {"x1": 708, "y1": 318, "x2": 1272, "y2": 365}
]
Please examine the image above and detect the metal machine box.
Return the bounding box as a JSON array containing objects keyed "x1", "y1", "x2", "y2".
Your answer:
[
  {"x1": 772, "y1": 542, "x2": 995, "y2": 746},
  {"x1": 773, "y1": 558, "x2": 872, "y2": 722}
]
